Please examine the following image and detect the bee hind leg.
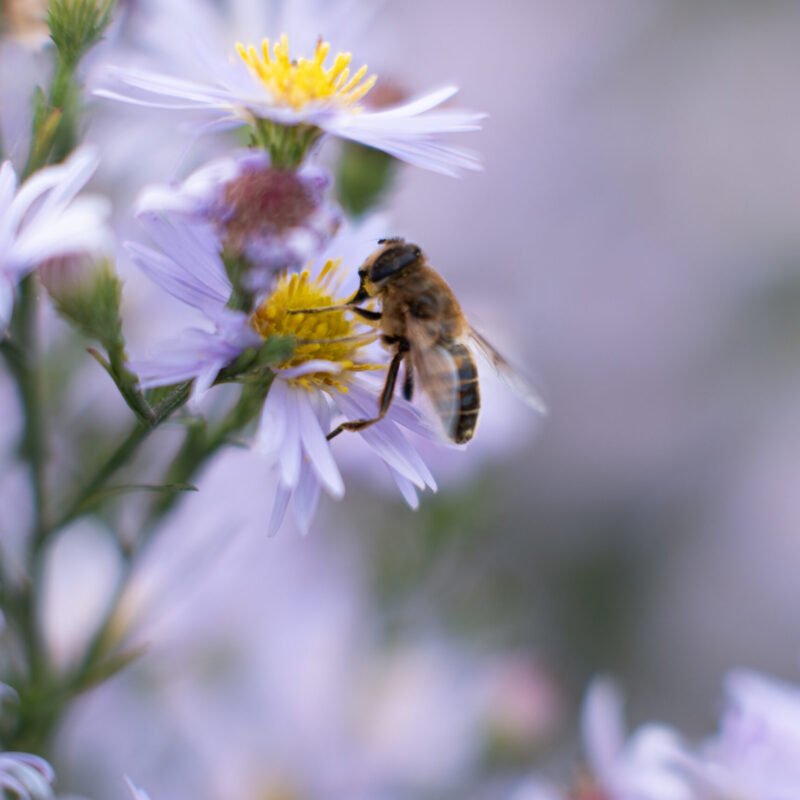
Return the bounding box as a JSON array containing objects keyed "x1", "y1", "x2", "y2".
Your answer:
[{"x1": 327, "y1": 344, "x2": 407, "y2": 440}]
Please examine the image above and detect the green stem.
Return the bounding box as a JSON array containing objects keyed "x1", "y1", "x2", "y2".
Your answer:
[
  {"x1": 52, "y1": 381, "x2": 192, "y2": 531},
  {"x1": 7, "y1": 278, "x2": 48, "y2": 547}
]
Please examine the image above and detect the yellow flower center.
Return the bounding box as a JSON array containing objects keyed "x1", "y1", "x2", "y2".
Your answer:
[
  {"x1": 250, "y1": 260, "x2": 381, "y2": 392},
  {"x1": 236, "y1": 35, "x2": 377, "y2": 112}
]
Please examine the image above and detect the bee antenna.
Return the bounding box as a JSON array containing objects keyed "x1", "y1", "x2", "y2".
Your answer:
[{"x1": 377, "y1": 236, "x2": 405, "y2": 245}]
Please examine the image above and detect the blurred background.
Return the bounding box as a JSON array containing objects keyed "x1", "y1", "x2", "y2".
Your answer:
[{"x1": 6, "y1": 0, "x2": 800, "y2": 798}]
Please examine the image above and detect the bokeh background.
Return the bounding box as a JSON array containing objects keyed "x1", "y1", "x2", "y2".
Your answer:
[{"x1": 5, "y1": 0, "x2": 800, "y2": 798}]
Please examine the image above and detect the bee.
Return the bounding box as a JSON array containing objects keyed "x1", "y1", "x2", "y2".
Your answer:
[{"x1": 294, "y1": 238, "x2": 546, "y2": 443}]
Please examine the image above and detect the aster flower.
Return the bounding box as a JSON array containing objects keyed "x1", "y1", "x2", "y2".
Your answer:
[
  {"x1": 0, "y1": 146, "x2": 111, "y2": 329},
  {"x1": 512, "y1": 679, "x2": 690, "y2": 800},
  {"x1": 579, "y1": 678, "x2": 691, "y2": 800},
  {"x1": 0, "y1": 752, "x2": 55, "y2": 800},
  {"x1": 679, "y1": 669, "x2": 800, "y2": 799},
  {"x1": 127, "y1": 214, "x2": 436, "y2": 533},
  {"x1": 96, "y1": 34, "x2": 485, "y2": 176},
  {"x1": 124, "y1": 776, "x2": 153, "y2": 800},
  {"x1": 137, "y1": 150, "x2": 341, "y2": 291}
]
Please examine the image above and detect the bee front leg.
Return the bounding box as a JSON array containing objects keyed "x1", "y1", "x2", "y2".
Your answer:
[
  {"x1": 287, "y1": 305, "x2": 382, "y2": 322},
  {"x1": 402, "y1": 359, "x2": 414, "y2": 401},
  {"x1": 327, "y1": 343, "x2": 407, "y2": 440}
]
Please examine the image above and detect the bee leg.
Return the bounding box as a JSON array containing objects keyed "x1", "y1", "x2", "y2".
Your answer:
[
  {"x1": 295, "y1": 332, "x2": 379, "y2": 345},
  {"x1": 287, "y1": 305, "x2": 383, "y2": 322},
  {"x1": 402, "y1": 359, "x2": 414, "y2": 401},
  {"x1": 350, "y1": 307, "x2": 383, "y2": 322},
  {"x1": 327, "y1": 343, "x2": 408, "y2": 440}
]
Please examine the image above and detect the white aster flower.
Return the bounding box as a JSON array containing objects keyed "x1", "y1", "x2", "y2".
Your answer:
[
  {"x1": 137, "y1": 149, "x2": 341, "y2": 290},
  {"x1": 580, "y1": 678, "x2": 692, "y2": 800},
  {"x1": 0, "y1": 752, "x2": 55, "y2": 800},
  {"x1": 96, "y1": 33, "x2": 484, "y2": 176},
  {"x1": 680, "y1": 669, "x2": 800, "y2": 800},
  {"x1": 128, "y1": 215, "x2": 436, "y2": 534},
  {"x1": 0, "y1": 146, "x2": 111, "y2": 329}
]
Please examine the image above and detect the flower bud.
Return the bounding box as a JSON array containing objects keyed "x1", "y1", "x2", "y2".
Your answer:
[
  {"x1": 40, "y1": 255, "x2": 123, "y2": 350},
  {"x1": 47, "y1": 0, "x2": 115, "y2": 68},
  {"x1": 335, "y1": 81, "x2": 408, "y2": 216},
  {"x1": 138, "y1": 151, "x2": 342, "y2": 293}
]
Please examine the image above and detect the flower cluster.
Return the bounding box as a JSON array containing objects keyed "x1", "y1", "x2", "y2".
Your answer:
[{"x1": 85, "y1": 17, "x2": 487, "y2": 533}]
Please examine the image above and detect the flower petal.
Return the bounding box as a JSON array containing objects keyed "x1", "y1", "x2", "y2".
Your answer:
[{"x1": 296, "y1": 391, "x2": 344, "y2": 499}]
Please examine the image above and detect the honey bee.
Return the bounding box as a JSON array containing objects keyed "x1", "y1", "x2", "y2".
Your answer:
[{"x1": 294, "y1": 238, "x2": 545, "y2": 443}]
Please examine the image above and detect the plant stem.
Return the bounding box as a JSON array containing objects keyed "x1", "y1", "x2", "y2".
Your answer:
[
  {"x1": 8, "y1": 278, "x2": 49, "y2": 549},
  {"x1": 52, "y1": 381, "x2": 192, "y2": 531}
]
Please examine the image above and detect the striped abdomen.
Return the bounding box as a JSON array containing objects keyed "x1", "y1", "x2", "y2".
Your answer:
[{"x1": 446, "y1": 341, "x2": 480, "y2": 444}]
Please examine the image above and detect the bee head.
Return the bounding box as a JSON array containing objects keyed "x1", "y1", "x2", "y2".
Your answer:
[{"x1": 365, "y1": 238, "x2": 422, "y2": 285}]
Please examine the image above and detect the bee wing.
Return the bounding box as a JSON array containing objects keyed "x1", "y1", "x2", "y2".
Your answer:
[
  {"x1": 406, "y1": 317, "x2": 461, "y2": 442},
  {"x1": 469, "y1": 326, "x2": 547, "y2": 414}
]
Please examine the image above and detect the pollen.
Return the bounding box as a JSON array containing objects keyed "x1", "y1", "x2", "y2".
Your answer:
[
  {"x1": 251, "y1": 261, "x2": 381, "y2": 392},
  {"x1": 236, "y1": 35, "x2": 377, "y2": 112}
]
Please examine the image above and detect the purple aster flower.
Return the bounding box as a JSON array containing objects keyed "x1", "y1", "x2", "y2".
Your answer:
[
  {"x1": 0, "y1": 146, "x2": 111, "y2": 329},
  {"x1": 95, "y1": 34, "x2": 484, "y2": 176},
  {"x1": 127, "y1": 215, "x2": 436, "y2": 534},
  {"x1": 137, "y1": 150, "x2": 341, "y2": 290},
  {"x1": 0, "y1": 752, "x2": 55, "y2": 800}
]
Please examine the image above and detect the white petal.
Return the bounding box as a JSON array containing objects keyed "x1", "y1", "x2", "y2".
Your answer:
[
  {"x1": 391, "y1": 470, "x2": 420, "y2": 509},
  {"x1": 337, "y1": 385, "x2": 437, "y2": 490},
  {"x1": 582, "y1": 678, "x2": 626, "y2": 786},
  {"x1": 125, "y1": 241, "x2": 228, "y2": 315},
  {"x1": 296, "y1": 391, "x2": 344, "y2": 498},
  {"x1": 10, "y1": 197, "x2": 111, "y2": 269},
  {"x1": 293, "y1": 460, "x2": 323, "y2": 535},
  {"x1": 279, "y1": 360, "x2": 341, "y2": 379},
  {"x1": 35, "y1": 145, "x2": 100, "y2": 219},
  {"x1": 0, "y1": 161, "x2": 19, "y2": 232},
  {"x1": 124, "y1": 776, "x2": 152, "y2": 800},
  {"x1": 97, "y1": 67, "x2": 241, "y2": 107},
  {"x1": 278, "y1": 387, "x2": 302, "y2": 488},
  {"x1": 0, "y1": 277, "x2": 16, "y2": 332},
  {"x1": 255, "y1": 378, "x2": 288, "y2": 458},
  {"x1": 268, "y1": 485, "x2": 291, "y2": 537}
]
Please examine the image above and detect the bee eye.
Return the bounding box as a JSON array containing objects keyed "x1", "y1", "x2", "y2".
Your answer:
[{"x1": 370, "y1": 245, "x2": 418, "y2": 282}]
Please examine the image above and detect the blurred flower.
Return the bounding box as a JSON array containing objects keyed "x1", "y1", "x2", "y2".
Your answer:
[
  {"x1": 96, "y1": 33, "x2": 484, "y2": 175},
  {"x1": 2, "y1": 0, "x2": 49, "y2": 47},
  {"x1": 580, "y1": 678, "x2": 690, "y2": 800},
  {"x1": 127, "y1": 215, "x2": 436, "y2": 533},
  {"x1": 513, "y1": 679, "x2": 690, "y2": 800},
  {"x1": 0, "y1": 146, "x2": 111, "y2": 329},
  {"x1": 124, "y1": 776, "x2": 153, "y2": 800},
  {"x1": 0, "y1": 751, "x2": 55, "y2": 800},
  {"x1": 482, "y1": 656, "x2": 563, "y2": 759},
  {"x1": 680, "y1": 669, "x2": 800, "y2": 799},
  {"x1": 137, "y1": 150, "x2": 341, "y2": 290}
]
